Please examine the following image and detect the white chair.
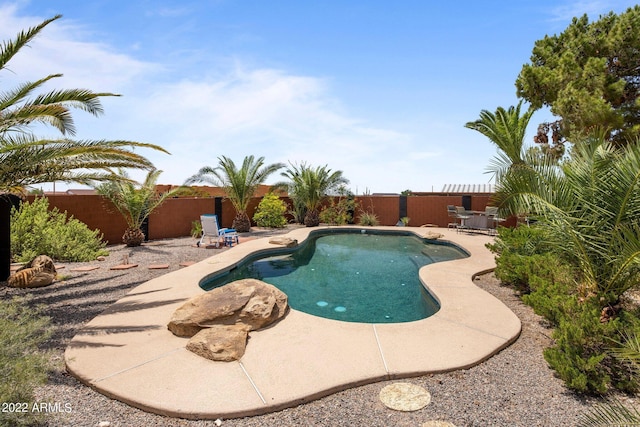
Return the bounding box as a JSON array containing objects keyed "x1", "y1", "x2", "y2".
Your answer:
[{"x1": 197, "y1": 214, "x2": 239, "y2": 248}]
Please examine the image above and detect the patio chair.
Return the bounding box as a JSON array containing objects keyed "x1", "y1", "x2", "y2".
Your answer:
[
  {"x1": 455, "y1": 206, "x2": 470, "y2": 233},
  {"x1": 197, "y1": 214, "x2": 239, "y2": 248},
  {"x1": 446, "y1": 205, "x2": 457, "y2": 228},
  {"x1": 485, "y1": 206, "x2": 505, "y2": 234}
]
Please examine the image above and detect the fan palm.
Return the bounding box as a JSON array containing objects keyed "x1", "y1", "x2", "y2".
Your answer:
[
  {"x1": 186, "y1": 156, "x2": 284, "y2": 232},
  {"x1": 277, "y1": 163, "x2": 348, "y2": 227},
  {"x1": 493, "y1": 137, "x2": 640, "y2": 304},
  {"x1": 465, "y1": 100, "x2": 536, "y2": 182},
  {"x1": 94, "y1": 169, "x2": 184, "y2": 246}
]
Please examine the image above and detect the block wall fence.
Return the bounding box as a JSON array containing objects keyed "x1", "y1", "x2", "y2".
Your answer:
[{"x1": 25, "y1": 193, "x2": 513, "y2": 245}]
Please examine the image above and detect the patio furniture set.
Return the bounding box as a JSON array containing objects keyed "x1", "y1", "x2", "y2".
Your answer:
[{"x1": 447, "y1": 205, "x2": 504, "y2": 235}]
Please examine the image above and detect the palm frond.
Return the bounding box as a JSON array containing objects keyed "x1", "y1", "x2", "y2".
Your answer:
[
  {"x1": 0, "y1": 15, "x2": 61, "y2": 70},
  {"x1": 578, "y1": 397, "x2": 640, "y2": 427}
]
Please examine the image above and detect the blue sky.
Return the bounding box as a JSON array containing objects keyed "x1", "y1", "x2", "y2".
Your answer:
[{"x1": 0, "y1": 0, "x2": 637, "y2": 193}]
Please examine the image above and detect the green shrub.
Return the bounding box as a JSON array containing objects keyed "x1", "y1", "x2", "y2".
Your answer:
[
  {"x1": 358, "y1": 211, "x2": 379, "y2": 226},
  {"x1": 543, "y1": 304, "x2": 640, "y2": 394},
  {"x1": 191, "y1": 220, "x2": 203, "y2": 238},
  {"x1": 489, "y1": 223, "x2": 640, "y2": 395},
  {"x1": 0, "y1": 296, "x2": 52, "y2": 427},
  {"x1": 486, "y1": 225, "x2": 558, "y2": 291},
  {"x1": 11, "y1": 197, "x2": 108, "y2": 262},
  {"x1": 521, "y1": 266, "x2": 577, "y2": 325},
  {"x1": 319, "y1": 195, "x2": 357, "y2": 225},
  {"x1": 253, "y1": 193, "x2": 287, "y2": 228}
]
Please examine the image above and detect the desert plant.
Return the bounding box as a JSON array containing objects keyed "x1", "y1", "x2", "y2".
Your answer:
[
  {"x1": 186, "y1": 156, "x2": 284, "y2": 232},
  {"x1": 493, "y1": 138, "x2": 640, "y2": 305},
  {"x1": 191, "y1": 220, "x2": 203, "y2": 239},
  {"x1": 0, "y1": 296, "x2": 52, "y2": 427},
  {"x1": 543, "y1": 305, "x2": 640, "y2": 394},
  {"x1": 319, "y1": 187, "x2": 357, "y2": 225},
  {"x1": 358, "y1": 211, "x2": 379, "y2": 226},
  {"x1": 253, "y1": 192, "x2": 287, "y2": 228},
  {"x1": 95, "y1": 169, "x2": 184, "y2": 246},
  {"x1": 486, "y1": 225, "x2": 557, "y2": 291},
  {"x1": 10, "y1": 197, "x2": 107, "y2": 262},
  {"x1": 277, "y1": 162, "x2": 348, "y2": 227}
]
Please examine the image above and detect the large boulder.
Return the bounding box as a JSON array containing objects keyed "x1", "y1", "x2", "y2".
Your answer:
[
  {"x1": 7, "y1": 255, "x2": 57, "y2": 288},
  {"x1": 186, "y1": 324, "x2": 250, "y2": 362},
  {"x1": 167, "y1": 278, "x2": 288, "y2": 338}
]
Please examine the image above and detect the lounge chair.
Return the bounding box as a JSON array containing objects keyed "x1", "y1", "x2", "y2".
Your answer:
[{"x1": 197, "y1": 214, "x2": 239, "y2": 248}]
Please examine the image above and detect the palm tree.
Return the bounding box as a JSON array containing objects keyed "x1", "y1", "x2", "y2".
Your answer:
[
  {"x1": 0, "y1": 15, "x2": 167, "y2": 194},
  {"x1": 0, "y1": 15, "x2": 168, "y2": 279},
  {"x1": 493, "y1": 137, "x2": 640, "y2": 304},
  {"x1": 465, "y1": 101, "x2": 536, "y2": 182},
  {"x1": 94, "y1": 169, "x2": 184, "y2": 246},
  {"x1": 186, "y1": 156, "x2": 284, "y2": 232},
  {"x1": 277, "y1": 162, "x2": 349, "y2": 227}
]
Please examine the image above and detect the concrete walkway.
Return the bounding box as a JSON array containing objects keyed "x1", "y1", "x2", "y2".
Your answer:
[{"x1": 65, "y1": 227, "x2": 521, "y2": 420}]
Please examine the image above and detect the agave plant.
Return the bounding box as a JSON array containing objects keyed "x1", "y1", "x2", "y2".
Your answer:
[
  {"x1": 95, "y1": 169, "x2": 184, "y2": 246},
  {"x1": 186, "y1": 156, "x2": 284, "y2": 232}
]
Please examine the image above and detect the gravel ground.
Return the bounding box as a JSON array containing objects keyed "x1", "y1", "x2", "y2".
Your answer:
[{"x1": 1, "y1": 228, "x2": 609, "y2": 426}]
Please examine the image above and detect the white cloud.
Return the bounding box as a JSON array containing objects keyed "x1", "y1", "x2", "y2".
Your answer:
[{"x1": 1, "y1": 4, "x2": 492, "y2": 194}]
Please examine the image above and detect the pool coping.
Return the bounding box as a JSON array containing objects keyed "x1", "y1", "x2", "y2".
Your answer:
[{"x1": 64, "y1": 226, "x2": 521, "y2": 420}]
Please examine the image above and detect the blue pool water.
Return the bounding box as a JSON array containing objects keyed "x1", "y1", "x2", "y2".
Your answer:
[{"x1": 201, "y1": 229, "x2": 468, "y2": 323}]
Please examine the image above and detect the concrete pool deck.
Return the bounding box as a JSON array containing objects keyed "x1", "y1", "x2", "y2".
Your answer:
[{"x1": 64, "y1": 226, "x2": 521, "y2": 420}]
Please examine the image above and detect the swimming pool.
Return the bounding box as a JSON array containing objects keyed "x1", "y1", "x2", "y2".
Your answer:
[{"x1": 201, "y1": 229, "x2": 468, "y2": 323}]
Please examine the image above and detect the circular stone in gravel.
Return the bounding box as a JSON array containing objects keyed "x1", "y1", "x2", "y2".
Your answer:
[
  {"x1": 422, "y1": 421, "x2": 457, "y2": 427},
  {"x1": 379, "y1": 382, "x2": 431, "y2": 411}
]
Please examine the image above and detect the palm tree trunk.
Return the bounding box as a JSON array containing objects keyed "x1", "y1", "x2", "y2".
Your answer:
[
  {"x1": 304, "y1": 209, "x2": 320, "y2": 227},
  {"x1": 0, "y1": 195, "x2": 21, "y2": 281},
  {"x1": 232, "y1": 212, "x2": 251, "y2": 233}
]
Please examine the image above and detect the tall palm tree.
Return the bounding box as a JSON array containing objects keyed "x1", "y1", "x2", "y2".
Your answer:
[
  {"x1": 186, "y1": 156, "x2": 284, "y2": 232},
  {"x1": 0, "y1": 15, "x2": 167, "y2": 195},
  {"x1": 465, "y1": 101, "x2": 536, "y2": 182},
  {"x1": 277, "y1": 163, "x2": 349, "y2": 227},
  {"x1": 0, "y1": 15, "x2": 168, "y2": 279},
  {"x1": 94, "y1": 169, "x2": 185, "y2": 246}
]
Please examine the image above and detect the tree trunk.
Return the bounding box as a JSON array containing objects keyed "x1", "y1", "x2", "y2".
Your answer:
[
  {"x1": 0, "y1": 195, "x2": 21, "y2": 281},
  {"x1": 232, "y1": 212, "x2": 251, "y2": 233},
  {"x1": 304, "y1": 209, "x2": 320, "y2": 227},
  {"x1": 123, "y1": 228, "x2": 145, "y2": 247}
]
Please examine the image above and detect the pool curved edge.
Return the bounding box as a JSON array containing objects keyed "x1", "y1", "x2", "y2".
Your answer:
[{"x1": 64, "y1": 226, "x2": 521, "y2": 420}]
